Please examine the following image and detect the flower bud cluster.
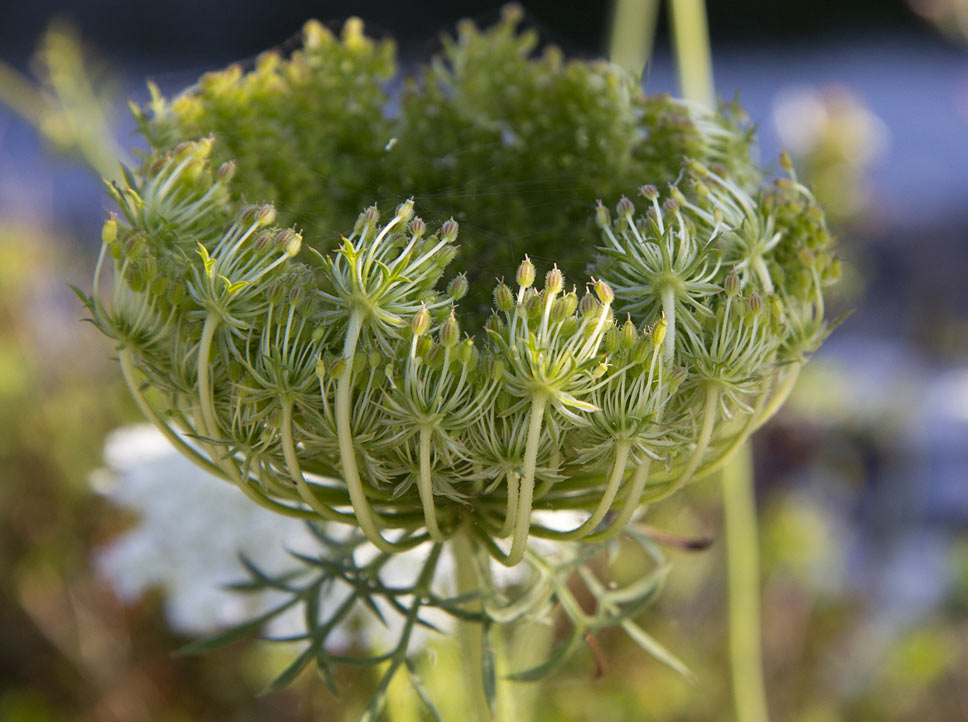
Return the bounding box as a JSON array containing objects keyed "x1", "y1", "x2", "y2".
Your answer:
[{"x1": 86, "y1": 11, "x2": 838, "y2": 567}]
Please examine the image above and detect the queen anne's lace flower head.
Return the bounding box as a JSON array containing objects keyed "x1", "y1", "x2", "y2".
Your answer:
[{"x1": 83, "y1": 7, "x2": 839, "y2": 703}]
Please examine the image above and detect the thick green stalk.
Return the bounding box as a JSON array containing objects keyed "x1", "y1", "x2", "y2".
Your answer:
[
  {"x1": 608, "y1": 0, "x2": 661, "y2": 77},
  {"x1": 668, "y1": 0, "x2": 715, "y2": 106},
  {"x1": 453, "y1": 531, "x2": 492, "y2": 722},
  {"x1": 723, "y1": 443, "x2": 770, "y2": 722}
]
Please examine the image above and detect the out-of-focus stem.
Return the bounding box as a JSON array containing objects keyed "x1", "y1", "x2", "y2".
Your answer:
[
  {"x1": 669, "y1": 0, "x2": 715, "y2": 106},
  {"x1": 608, "y1": 0, "x2": 661, "y2": 77},
  {"x1": 723, "y1": 443, "x2": 770, "y2": 722}
]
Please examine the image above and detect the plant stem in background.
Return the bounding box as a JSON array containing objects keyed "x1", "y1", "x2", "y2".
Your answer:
[
  {"x1": 608, "y1": 0, "x2": 661, "y2": 77},
  {"x1": 723, "y1": 443, "x2": 770, "y2": 722},
  {"x1": 668, "y1": 0, "x2": 715, "y2": 106},
  {"x1": 453, "y1": 531, "x2": 493, "y2": 722}
]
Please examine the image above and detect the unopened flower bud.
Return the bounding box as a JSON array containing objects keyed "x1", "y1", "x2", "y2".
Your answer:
[
  {"x1": 616, "y1": 196, "x2": 634, "y2": 218},
  {"x1": 594, "y1": 279, "x2": 614, "y2": 305},
  {"x1": 622, "y1": 316, "x2": 637, "y2": 349},
  {"x1": 329, "y1": 357, "x2": 347, "y2": 379},
  {"x1": 595, "y1": 200, "x2": 610, "y2": 229},
  {"x1": 779, "y1": 151, "x2": 794, "y2": 173},
  {"x1": 517, "y1": 256, "x2": 535, "y2": 288},
  {"x1": 604, "y1": 325, "x2": 621, "y2": 354},
  {"x1": 459, "y1": 338, "x2": 478, "y2": 367},
  {"x1": 668, "y1": 185, "x2": 687, "y2": 208},
  {"x1": 408, "y1": 217, "x2": 426, "y2": 238},
  {"x1": 439, "y1": 311, "x2": 459, "y2": 347},
  {"x1": 667, "y1": 367, "x2": 687, "y2": 394},
  {"x1": 283, "y1": 230, "x2": 302, "y2": 257},
  {"x1": 662, "y1": 196, "x2": 679, "y2": 214},
  {"x1": 724, "y1": 272, "x2": 740, "y2": 297},
  {"x1": 434, "y1": 245, "x2": 458, "y2": 270},
  {"x1": 440, "y1": 218, "x2": 459, "y2": 243},
  {"x1": 485, "y1": 313, "x2": 505, "y2": 334},
  {"x1": 256, "y1": 204, "x2": 277, "y2": 226},
  {"x1": 544, "y1": 264, "x2": 563, "y2": 294},
  {"x1": 580, "y1": 291, "x2": 599, "y2": 318},
  {"x1": 639, "y1": 184, "x2": 659, "y2": 202},
  {"x1": 101, "y1": 217, "x2": 118, "y2": 245},
  {"x1": 315, "y1": 357, "x2": 327, "y2": 381},
  {"x1": 217, "y1": 160, "x2": 236, "y2": 182},
  {"x1": 493, "y1": 282, "x2": 514, "y2": 312},
  {"x1": 447, "y1": 273, "x2": 468, "y2": 300},
  {"x1": 411, "y1": 305, "x2": 431, "y2": 337},
  {"x1": 363, "y1": 204, "x2": 380, "y2": 226},
  {"x1": 395, "y1": 197, "x2": 414, "y2": 225},
  {"x1": 686, "y1": 158, "x2": 709, "y2": 178},
  {"x1": 591, "y1": 361, "x2": 609, "y2": 379},
  {"x1": 652, "y1": 313, "x2": 668, "y2": 349},
  {"x1": 490, "y1": 357, "x2": 505, "y2": 383},
  {"x1": 747, "y1": 292, "x2": 763, "y2": 316}
]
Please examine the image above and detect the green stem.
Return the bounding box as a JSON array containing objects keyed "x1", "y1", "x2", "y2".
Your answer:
[
  {"x1": 453, "y1": 531, "x2": 492, "y2": 722},
  {"x1": 503, "y1": 394, "x2": 548, "y2": 567},
  {"x1": 608, "y1": 0, "x2": 661, "y2": 77},
  {"x1": 418, "y1": 427, "x2": 446, "y2": 541},
  {"x1": 280, "y1": 400, "x2": 349, "y2": 522},
  {"x1": 723, "y1": 443, "x2": 769, "y2": 722},
  {"x1": 642, "y1": 383, "x2": 719, "y2": 503},
  {"x1": 539, "y1": 441, "x2": 630, "y2": 540},
  {"x1": 334, "y1": 311, "x2": 410, "y2": 553},
  {"x1": 669, "y1": 0, "x2": 715, "y2": 106},
  {"x1": 661, "y1": 285, "x2": 677, "y2": 365}
]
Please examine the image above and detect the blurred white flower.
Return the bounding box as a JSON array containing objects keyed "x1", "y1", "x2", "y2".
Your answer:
[{"x1": 91, "y1": 425, "x2": 582, "y2": 652}]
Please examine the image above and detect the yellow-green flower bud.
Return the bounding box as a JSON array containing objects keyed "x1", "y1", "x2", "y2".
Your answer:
[
  {"x1": 256, "y1": 203, "x2": 277, "y2": 226},
  {"x1": 725, "y1": 272, "x2": 740, "y2": 297},
  {"x1": 622, "y1": 316, "x2": 637, "y2": 349},
  {"x1": 594, "y1": 279, "x2": 614, "y2": 305},
  {"x1": 439, "y1": 311, "x2": 459, "y2": 347},
  {"x1": 315, "y1": 357, "x2": 327, "y2": 381},
  {"x1": 544, "y1": 264, "x2": 564, "y2": 294},
  {"x1": 101, "y1": 217, "x2": 118, "y2": 245},
  {"x1": 595, "y1": 200, "x2": 610, "y2": 229},
  {"x1": 493, "y1": 281, "x2": 514, "y2": 312},
  {"x1": 448, "y1": 273, "x2": 469, "y2": 300},
  {"x1": 604, "y1": 325, "x2": 621, "y2": 354},
  {"x1": 395, "y1": 197, "x2": 414, "y2": 225},
  {"x1": 779, "y1": 151, "x2": 794, "y2": 173},
  {"x1": 639, "y1": 184, "x2": 659, "y2": 201},
  {"x1": 517, "y1": 256, "x2": 535, "y2": 288},
  {"x1": 411, "y1": 305, "x2": 431, "y2": 337},
  {"x1": 652, "y1": 313, "x2": 667, "y2": 349},
  {"x1": 580, "y1": 290, "x2": 598, "y2": 318}
]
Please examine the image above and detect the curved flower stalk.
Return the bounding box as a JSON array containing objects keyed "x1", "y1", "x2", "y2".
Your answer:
[{"x1": 82, "y1": 7, "x2": 840, "y2": 717}]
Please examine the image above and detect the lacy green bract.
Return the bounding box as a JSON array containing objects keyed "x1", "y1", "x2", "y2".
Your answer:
[{"x1": 85, "y1": 11, "x2": 838, "y2": 569}]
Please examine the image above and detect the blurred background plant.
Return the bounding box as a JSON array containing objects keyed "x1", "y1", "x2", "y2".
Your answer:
[{"x1": 1, "y1": 2, "x2": 966, "y2": 721}]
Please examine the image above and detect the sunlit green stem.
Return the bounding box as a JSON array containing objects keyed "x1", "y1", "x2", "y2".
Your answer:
[
  {"x1": 608, "y1": 0, "x2": 661, "y2": 77},
  {"x1": 539, "y1": 441, "x2": 630, "y2": 540},
  {"x1": 503, "y1": 394, "x2": 548, "y2": 567},
  {"x1": 453, "y1": 531, "x2": 492, "y2": 722},
  {"x1": 583, "y1": 457, "x2": 653, "y2": 542},
  {"x1": 280, "y1": 400, "x2": 349, "y2": 522},
  {"x1": 335, "y1": 310, "x2": 413, "y2": 553},
  {"x1": 418, "y1": 427, "x2": 446, "y2": 542},
  {"x1": 669, "y1": 0, "x2": 715, "y2": 106},
  {"x1": 723, "y1": 443, "x2": 770, "y2": 722}
]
